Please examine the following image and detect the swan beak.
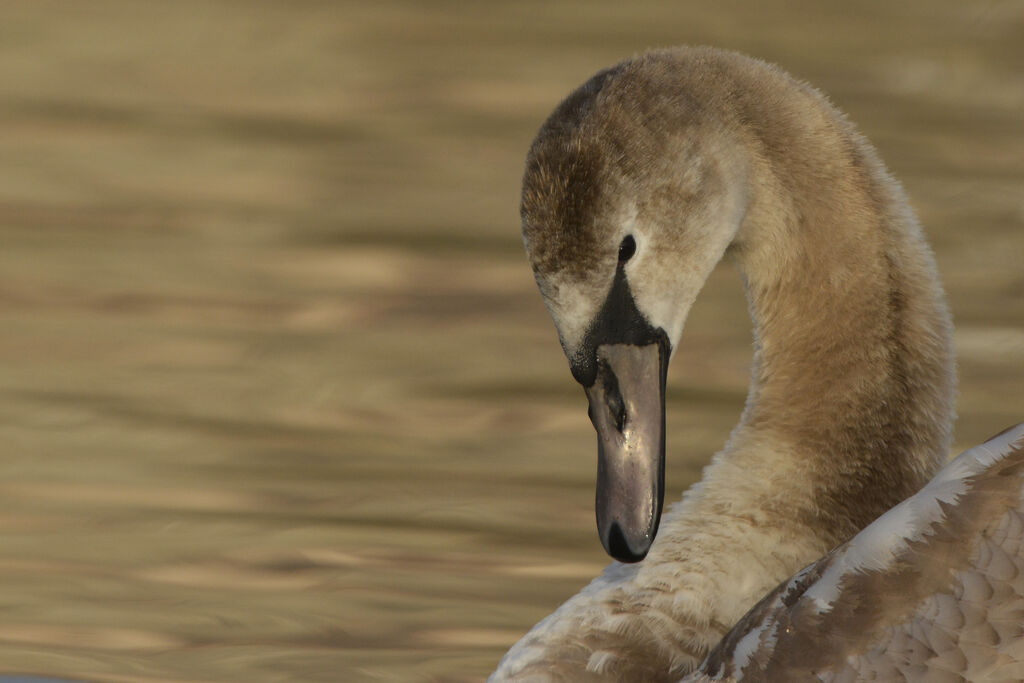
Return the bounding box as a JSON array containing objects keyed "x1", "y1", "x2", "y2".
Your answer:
[{"x1": 585, "y1": 339, "x2": 668, "y2": 563}]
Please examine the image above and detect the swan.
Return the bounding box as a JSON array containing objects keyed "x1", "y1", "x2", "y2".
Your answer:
[{"x1": 489, "y1": 46, "x2": 1017, "y2": 681}]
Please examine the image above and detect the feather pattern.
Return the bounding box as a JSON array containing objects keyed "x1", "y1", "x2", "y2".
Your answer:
[{"x1": 687, "y1": 424, "x2": 1024, "y2": 682}]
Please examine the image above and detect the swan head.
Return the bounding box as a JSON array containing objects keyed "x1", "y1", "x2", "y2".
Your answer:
[{"x1": 521, "y1": 60, "x2": 748, "y2": 562}]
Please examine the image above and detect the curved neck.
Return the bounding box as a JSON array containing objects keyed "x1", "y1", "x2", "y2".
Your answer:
[
  {"x1": 495, "y1": 51, "x2": 961, "y2": 682},
  {"x1": 726, "y1": 101, "x2": 956, "y2": 544}
]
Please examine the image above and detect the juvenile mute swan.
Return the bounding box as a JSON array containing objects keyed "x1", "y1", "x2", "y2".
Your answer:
[{"x1": 490, "y1": 46, "x2": 1022, "y2": 681}]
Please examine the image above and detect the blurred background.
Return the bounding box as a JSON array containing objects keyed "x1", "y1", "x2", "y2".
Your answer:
[{"x1": 0, "y1": 1, "x2": 1021, "y2": 681}]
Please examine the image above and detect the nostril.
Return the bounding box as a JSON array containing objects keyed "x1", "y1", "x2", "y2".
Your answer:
[
  {"x1": 609, "y1": 390, "x2": 625, "y2": 433},
  {"x1": 601, "y1": 368, "x2": 626, "y2": 432}
]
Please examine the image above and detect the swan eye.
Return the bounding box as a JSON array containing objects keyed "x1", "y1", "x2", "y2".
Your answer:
[{"x1": 618, "y1": 235, "x2": 636, "y2": 263}]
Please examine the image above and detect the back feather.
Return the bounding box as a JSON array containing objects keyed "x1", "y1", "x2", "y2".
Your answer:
[{"x1": 685, "y1": 424, "x2": 1024, "y2": 682}]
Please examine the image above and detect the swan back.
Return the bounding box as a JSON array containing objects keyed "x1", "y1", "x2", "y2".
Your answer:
[{"x1": 687, "y1": 424, "x2": 1024, "y2": 682}]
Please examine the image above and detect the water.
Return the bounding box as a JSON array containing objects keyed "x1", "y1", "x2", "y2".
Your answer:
[{"x1": 0, "y1": 1, "x2": 1022, "y2": 681}]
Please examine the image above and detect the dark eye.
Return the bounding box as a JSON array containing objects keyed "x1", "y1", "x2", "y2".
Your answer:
[{"x1": 618, "y1": 235, "x2": 636, "y2": 263}]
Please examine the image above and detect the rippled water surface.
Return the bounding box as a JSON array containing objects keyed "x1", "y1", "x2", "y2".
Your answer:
[{"x1": 1, "y1": 2, "x2": 1022, "y2": 681}]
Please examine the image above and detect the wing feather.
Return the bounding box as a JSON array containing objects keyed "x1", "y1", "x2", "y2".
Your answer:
[{"x1": 685, "y1": 424, "x2": 1024, "y2": 682}]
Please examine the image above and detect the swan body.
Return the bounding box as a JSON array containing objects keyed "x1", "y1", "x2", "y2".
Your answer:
[
  {"x1": 687, "y1": 423, "x2": 1024, "y2": 682},
  {"x1": 490, "y1": 46, "x2": 984, "y2": 680}
]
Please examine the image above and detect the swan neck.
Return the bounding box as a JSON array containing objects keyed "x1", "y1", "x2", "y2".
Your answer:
[{"x1": 726, "y1": 120, "x2": 956, "y2": 543}]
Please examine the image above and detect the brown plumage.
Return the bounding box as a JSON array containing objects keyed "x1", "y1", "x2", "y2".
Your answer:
[
  {"x1": 688, "y1": 424, "x2": 1024, "y2": 682},
  {"x1": 493, "y1": 46, "x2": 970, "y2": 681}
]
